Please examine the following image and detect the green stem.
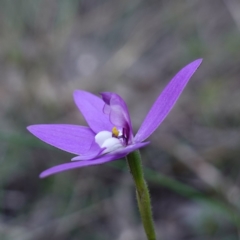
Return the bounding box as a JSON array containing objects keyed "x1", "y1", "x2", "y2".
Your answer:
[{"x1": 126, "y1": 150, "x2": 157, "y2": 240}]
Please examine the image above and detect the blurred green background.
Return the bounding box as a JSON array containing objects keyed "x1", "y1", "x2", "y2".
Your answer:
[{"x1": 1, "y1": 0, "x2": 240, "y2": 239}]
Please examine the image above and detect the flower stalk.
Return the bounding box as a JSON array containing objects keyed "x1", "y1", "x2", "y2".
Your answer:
[{"x1": 126, "y1": 150, "x2": 156, "y2": 240}]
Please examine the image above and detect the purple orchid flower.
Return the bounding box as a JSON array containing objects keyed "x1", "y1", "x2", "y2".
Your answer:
[{"x1": 27, "y1": 59, "x2": 202, "y2": 178}]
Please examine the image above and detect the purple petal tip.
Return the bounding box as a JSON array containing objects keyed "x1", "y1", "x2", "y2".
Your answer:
[
  {"x1": 39, "y1": 173, "x2": 46, "y2": 178},
  {"x1": 193, "y1": 58, "x2": 203, "y2": 66}
]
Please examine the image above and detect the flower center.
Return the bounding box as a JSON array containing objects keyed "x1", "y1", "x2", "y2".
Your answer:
[
  {"x1": 95, "y1": 126, "x2": 125, "y2": 154},
  {"x1": 112, "y1": 126, "x2": 119, "y2": 137}
]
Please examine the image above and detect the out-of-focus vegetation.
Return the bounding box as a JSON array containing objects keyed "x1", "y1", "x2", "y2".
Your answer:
[{"x1": 1, "y1": 0, "x2": 240, "y2": 239}]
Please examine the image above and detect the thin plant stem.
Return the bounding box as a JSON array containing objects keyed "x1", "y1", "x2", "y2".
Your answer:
[{"x1": 126, "y1": 150, "x2": 157, "y2": 240}]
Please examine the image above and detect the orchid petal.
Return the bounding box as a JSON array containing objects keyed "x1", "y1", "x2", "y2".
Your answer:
[
  {"x1": 101, "y1": 92, "x2": 133, "y2": 133},
  {"x1": 73, "y1": 90, "x2": 113, "y2": 133},
  {"x1": 27, "y1": 124, "x2": 94, "y2": 155},
  {"x1": 135, "y1": 59, "x2": 202, "y2": 142},
  {"x1": 40, "y1": 141, "x2": 149, "y2": 177},
  {"x1": 101, "y1": 92, "x2": 134, "y2": 144},
  {"x1": 40, "y1": 153, "x2": 126, "y2": 178},
  {"x1": 112, "y1": 141, "x2": 150, "y2": 156},
  {"x1": 71, "y1": 141, "x2": 104, "y2": 161},
  {"x1": 72, "y1": 141, "x2": 148, "y2": 161}
]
